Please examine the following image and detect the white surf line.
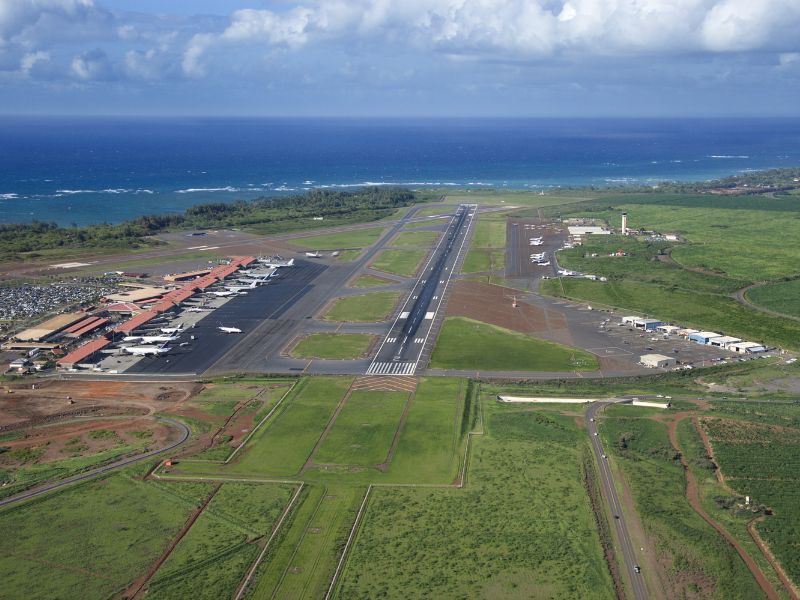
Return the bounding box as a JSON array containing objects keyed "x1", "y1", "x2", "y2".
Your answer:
[
  {"x1": 411, "y1": 204, "x2": 476, "y2": 373},
  {"x1": 233, "y1": 482, "x2": 305, "y2": 600},
  {"x1": 366, "y1": 209, "x2": 462, "y2": 374}
]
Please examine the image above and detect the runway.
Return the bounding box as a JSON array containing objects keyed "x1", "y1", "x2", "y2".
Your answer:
[{"x1": 367, "y1": 204, "x2": 475, "y2": 375}]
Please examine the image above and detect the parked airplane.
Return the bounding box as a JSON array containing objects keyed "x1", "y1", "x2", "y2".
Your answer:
[
  {"x1": 558, "y1": 269, "x2": 576, "y2": 276},
  {"x1": 123, "y1": 334, "x2": 178, "y2": 344},
  {"x1": 185, "y1": 307, "x2": 211, "y2": 312},
  {"x1": 206, "y1": 290, "x2": 236, "y2": 297},
  {"x1": 160, "y1": 325, "x2": 183, "y2": 334},
  {"x1": 225, "y1": 280, "x2": 259, "y2": 292},
  {"x1": 218, "y1": 326, "x2": 242, "y2": 334},
  {"x1": 237, "y1": 278, "x2": 265, "y2": 285},
  {"x1": 305, "y1": 251, "x2": 321, "y2": 258},
  {"x1": 257, "y1": 257, "x2": 295, "y2": 268},
  {"x1": 238, "y1": 269, "x2": 277, "y2": 280},
  {"x1": 537, "y1": 261, "x2": 551, "y2": 266},
  {"x1": 123, "y1": 344, "x2": 170, "y2": 356}
]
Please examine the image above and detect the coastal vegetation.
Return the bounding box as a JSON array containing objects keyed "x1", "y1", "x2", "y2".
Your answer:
[{"x1": 0, "y1": 187, "x2": 417, "y2": 261}]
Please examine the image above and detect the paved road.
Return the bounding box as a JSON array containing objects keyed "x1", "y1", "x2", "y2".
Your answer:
[
  {"x1": 0, "y1": 417, "x2": 190, "y2": 508},
  {"x1": 586, "y1": 401, "x2": 648, "y2": 600},
  {"x1": 367, "y1": 204, "x2": 475, "y2": 375}
]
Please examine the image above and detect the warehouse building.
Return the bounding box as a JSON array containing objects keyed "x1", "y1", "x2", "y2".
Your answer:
[
  {"x1": 728, "y1": 341, "x2": 767, "y2": 354},
  {"x1": 633, "y1": 318, "x2": 663, "y2": 331},
  {"x1": 657, "y1": 325, "x2": 680, "y2": 334},
  {"x1": 709, "y1": 335, "x2": 741, "y2": 348},
  {"x1": 640, "y1": 354, "x2": 677, "y2": 368},
  {"x1": 689, "y1": 331, "x2": 722, "y2": 344}
]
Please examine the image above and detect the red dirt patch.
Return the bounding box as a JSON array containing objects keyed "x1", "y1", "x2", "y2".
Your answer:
[{"x1": 447, "y1": 280, "x2": 573, "y2": 345}]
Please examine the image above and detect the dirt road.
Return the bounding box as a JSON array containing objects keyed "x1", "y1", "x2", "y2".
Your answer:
[{"x1": 667, "y1": 414, "x2": 780, "y2": 600}]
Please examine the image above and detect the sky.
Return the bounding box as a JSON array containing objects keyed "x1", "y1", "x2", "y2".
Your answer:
[{"x1": 1, "y1": 0, "x2": 799, "y2": 117}]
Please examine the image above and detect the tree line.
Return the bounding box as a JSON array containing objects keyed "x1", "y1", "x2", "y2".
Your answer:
[{"x1": 0, "y1": 187, "x2": 417, "y2": 260}]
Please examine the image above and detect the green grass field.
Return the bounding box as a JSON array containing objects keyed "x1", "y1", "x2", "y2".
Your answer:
[
  {"x1": 557, "y1": 193, "x2": 800, "y2": 281},
  {"x1": 556, "y1": 234, "x2": 746, "y2": 295},
  {"x1": 349, "y1": 274, "x2": 392, "y2": 288},
  {"x1": 542, "y1": 277, "x2": 800, "y2": 350},
  {"x1": 251, "y1": 485, "x2": 363, "y2": 600},
  {"x1": 0, "y1": 441, "x2": 149, "y2": 500},
  {"x1": 189, "y1": 382, "x2": 260, "y2": 417},
  {"x1": 227, "y1": 377, "x2": 352, "y2": 476},
  {"x1": 287, "y1": 227, "x2": 385, "y2": 251},
  {"x1": 386, "y1": 378, "x2": 466, "y2": 483},
  {"x1": 322, "y1": 291, "x2": 400, "y2": 322},
  {"x1": 746, "y1": 280, "x2": 800, "y2": 317},
  {"x1": 461, "y1": 248, "x2": 505, "y2": 273},
  {"x1": 335, "y1": 400, "x2": 614, "y2": 598},
  {"x1": 430, "y1": 316, "x2": 599, "y2": 371},
  {"x1": 314, "y1": 391, "x2": 408, "y2": 466},
  {"x1": 461, "y1": 211, "x2": 508, "y2": 274},
  {"x1": 598, "y1": 416, "x2": 765, "y2": 598},
  {"x1": 0, "y1": 473, "x2": 213, "y2": 599},
  {"x1": 290, "y1": 333, "x2": 375, "y2": 359},
  {"x1": 146, "y1": 483, "x2": 294, "y2": 600},
  {"x1": 390, "y1": 230, "x2": 440, "y2": 248},
  {"x1": 369, "y1": 248, "x2": 427, "y2": 277}
]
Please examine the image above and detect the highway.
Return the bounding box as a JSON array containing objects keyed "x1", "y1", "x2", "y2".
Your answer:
[
  {"x1": 586, "y1": 401, "x2": 648, "y2": 600},
  {"x1": 0, "y1": 416, "x2": 190, "y2": 508},
  {"x1": 366, "y1": 204, "x2": 475, "y2": 375}
]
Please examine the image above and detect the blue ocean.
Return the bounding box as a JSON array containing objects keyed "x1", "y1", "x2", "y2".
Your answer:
[{"x1": 1, "y1": 117, "x2": 799, "y2": 226}]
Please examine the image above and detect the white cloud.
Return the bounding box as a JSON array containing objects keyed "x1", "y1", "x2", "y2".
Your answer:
[
  {"x1": 20, "y1": 49, "x2": 48, "y2": 73},
  {"x1": 177, "y1": 0, "x2": 800, "y2": 75},
  {"x1": 70, "y1": 47, "x2": 113, "y2": 80}
]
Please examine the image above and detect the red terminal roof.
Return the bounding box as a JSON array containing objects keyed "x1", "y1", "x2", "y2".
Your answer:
[
  {"x1": 69, "y1": 317, "x2": 109, "y2": 338},
  {"x1": 57, "y1": 336, "x2": 111, "y2": 366},
  {"x1": 63, "y1": 316, "x2": 101, "y2": 334},
  {"x1": 113, "y1": 310, "x2": 159, "y2": 334},
  {"x1": 106, "y1": 302, "x2": 141, "y2": 313}
]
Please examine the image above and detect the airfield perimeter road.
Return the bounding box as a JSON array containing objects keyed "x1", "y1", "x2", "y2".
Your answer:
[
  {"x1": 0, "y1": 417, "x2": 189, "y2": 508},
  {"x1": 586, "y1": 401, "x2": 648, "y2": 600},
  {"x1": 367, "y1": 204, "x2": 475, "y2": 375}
]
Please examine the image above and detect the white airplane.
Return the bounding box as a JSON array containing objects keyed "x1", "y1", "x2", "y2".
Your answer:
[
  {"x1": 125, "y1": 334, "x2": 178, "y2": 344},
  {"x1": 258, "y1": 257, "x2": 294, "y2": 268},
  {"x1": 529, "y1": 241, "x2": 543, "y2": 246},
  {"x1": 558, "y1": 269, "x2": 576, "y2": 276},
  {"x1": 123, "y1": 344, "x2": 170, "y2": 356},
  {"x1": 160, "y1": 325, "x2": 183, "y2": 334},
  {"x1": 537, "y1": 261, "x2": 551, "y2": 266},
  {"x1": 218, "y1": 326, "x2": 242, "y2": 334},
  {"x1": 225, "y1": 280, "x2": 259, "y2": 292},
  {"x1": 207, "y1": 290, "x2": 236, "y2": 297},
  {"x1": 237, "y1": 278, "x2": 265, "y2": 285},
  {"x1": 305, "y1": 251, "x2": 321, "y2": 258},
  {"x1": 185, "y1": 307, "x2": 211, "y2": 312},
  {"x1": 239, "y1": 269, "x2": 277, "y2": 280}
]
